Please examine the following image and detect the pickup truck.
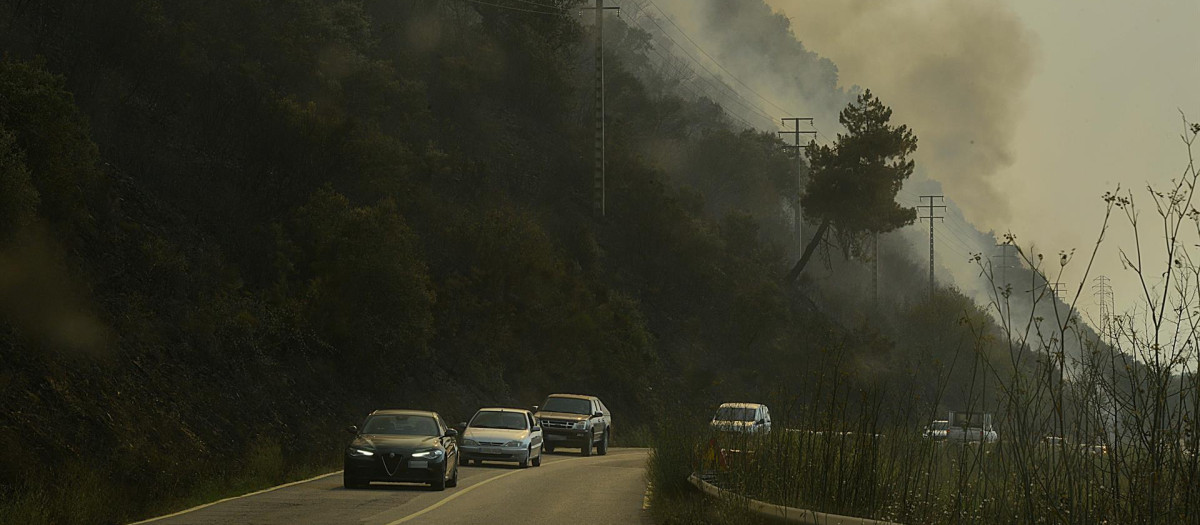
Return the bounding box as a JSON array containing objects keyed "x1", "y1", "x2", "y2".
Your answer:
[{"x1": 533, "y1": 394, "x2": 611, "y2": 456}]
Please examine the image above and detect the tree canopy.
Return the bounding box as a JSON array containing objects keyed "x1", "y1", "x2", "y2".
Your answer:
[{"x1": 786, "y1": 90, "x2": 918, "y2": 283}]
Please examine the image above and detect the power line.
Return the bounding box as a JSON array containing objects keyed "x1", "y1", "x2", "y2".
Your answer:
[
  {"x1": 811, "y1": 123, "x2": 835, "y2": 145},
  {"x1": 619, "y1": 1, "x2": 776, "y2": 125},
  {"x1": 942, "y1": 222, "x2": 984, "y2": 253},
  {"x1": 620, "y1": 12, "x2": 770, "y2": 129},
  {"x1": 631, "y1": 35, "x2": 762, "y2": 130},
  {"x1": 934, "y1": 235, "x2": 972, "y2": 263},
  {"x1": 512, "y1": 0, "x2": 566, "y2": 9},
  {"x1": 456, "y1": 0, "x2": 565, "y2": 15},
  {"x1": 940, "y1": 230, "x2": 977, "y2": 256},
  {"x1": 642, "y1": 0, "x2": 794, "y2": 118}
]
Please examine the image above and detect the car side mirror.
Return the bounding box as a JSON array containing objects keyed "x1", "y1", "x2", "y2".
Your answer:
[
  {"x1": 346, "y1": 425, "x2": 358, "y2": 435},
  {"x1": 444, "y1": 428, "x2": 459, "y2": 438},
  {"x1": 532, "y1": 426, "x2": 541, "y2": 433},
  {"x1": 532, "y1": 405, "x2": 540, "y2": 413},
  {"x1": 593, "y1": 412, "x2": 604, "y2": 418},
  {"x1": 458, "y1": 422, "x2": 468, "y2": 429}
]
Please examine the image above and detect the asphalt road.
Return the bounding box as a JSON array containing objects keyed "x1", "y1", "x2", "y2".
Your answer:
[{"x1": 136, "y1": 448, "x2": 652, "y2": 525}]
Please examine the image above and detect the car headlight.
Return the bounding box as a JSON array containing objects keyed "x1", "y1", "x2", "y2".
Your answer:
[
  {"x1": 504, "y1": 440, "x2": 524, "y2": 447},
  {"x1": 461, "y1": 439, "x2": 479, "y2": 446},
  {"x1": 573, "y1": 420, "x2": 589, "y2": 430},
  {"x1": 412, "y1": 449, "x2": 445, "y2": 459},
  {"x1": 348, "y1": 447, "x2": 375, "y2": 457}
]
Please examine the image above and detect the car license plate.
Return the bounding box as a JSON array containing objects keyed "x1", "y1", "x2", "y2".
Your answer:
[
  {"x1": 483, "y1": 447, "x2": 502, "y2": 455},
  {"x1": 408, "y1": 460, "x2": 427, "y2": 469},
  {"x1": 547, "y1": 434, "x2": 566, "y2": 441}
]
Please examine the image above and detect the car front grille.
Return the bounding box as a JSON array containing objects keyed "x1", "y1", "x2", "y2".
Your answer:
[
  {"x1": 477, "y1": 440, "x2": 506, "y2": 447},
  {"x1": 541, "y1": 419, "x2": 574, "y2": 429}
]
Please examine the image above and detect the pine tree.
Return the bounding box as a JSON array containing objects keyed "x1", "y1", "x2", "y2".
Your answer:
[{"x1": 786, "y1": 90, "x2": 918, "y2": 283}]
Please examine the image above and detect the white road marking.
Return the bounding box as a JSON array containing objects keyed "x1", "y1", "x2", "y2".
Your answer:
[
  {"x1": 127, "y1": 470, "x2": 342, "y2": 524},
  {"x1": 386, "y1": 451, "x2": 640, "y2": 524},
  {"x1": 384, "y1": 468, "x2": 526, "y2": 524}
]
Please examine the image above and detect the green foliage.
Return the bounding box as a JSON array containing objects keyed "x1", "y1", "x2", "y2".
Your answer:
[
  {"x1": 804, "y1": 90, "x2": 918, "y2": 241},
  {"x1": 0, "y1": 2, "x2": 1016, "y2": 523},
  {"x1": 792, "y1": 90, "x2": 918, "y2": 275},
  {"x1": 0, "y1": 127, "x2": 39, "y2": 240},
  {"x1": 292, "y1": 188, "x2": 435, "y2": 358},
  {"x1": 0, "y1": 60, "x2": 104, "y2": 232}
]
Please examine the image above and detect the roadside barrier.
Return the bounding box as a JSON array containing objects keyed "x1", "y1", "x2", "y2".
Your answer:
[{"x1": 687, "y1": 473, "x2": 904, "y2": 525}]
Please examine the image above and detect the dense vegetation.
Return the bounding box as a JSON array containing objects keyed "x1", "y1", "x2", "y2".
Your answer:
[{"x1": 0, "y1": 1, "x2": 1030, "y2": 523}]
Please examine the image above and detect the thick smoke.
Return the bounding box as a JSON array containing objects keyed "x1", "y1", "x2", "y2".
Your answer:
[
  {"x1": 642, "y1": 0, "x2": 1038, "y2": 309},
  {"x1": 651, "y1": 0, "x2": 1035, "y2": 227},
  {"x1": 766, "y1": 0, "x2": 1036, "y2": 227},
  {"x1": 646, "y1": 0, "x2": 849, "y2": 134}
]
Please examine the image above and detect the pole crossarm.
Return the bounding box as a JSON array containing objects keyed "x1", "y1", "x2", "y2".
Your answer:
[
  {"x1": 777, "y1": 117, "x2": 816, "y2": 260},
  {"x1": 919, "y1": 195, "x2": 946, "y2": 298}
]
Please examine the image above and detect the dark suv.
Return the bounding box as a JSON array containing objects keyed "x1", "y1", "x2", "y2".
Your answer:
[{"x1": 533, "y1": 394, "x2": 611, "y2": 456}]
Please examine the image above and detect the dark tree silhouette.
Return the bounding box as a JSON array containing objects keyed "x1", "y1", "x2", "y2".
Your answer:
[{"x1": 786, "y1": 90, "x2": 918, "y2": 283}]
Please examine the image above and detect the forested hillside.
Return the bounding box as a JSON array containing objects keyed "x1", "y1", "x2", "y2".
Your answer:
[{"x1": 0, "y1": 1, "x2": 1020, "y2": 523}]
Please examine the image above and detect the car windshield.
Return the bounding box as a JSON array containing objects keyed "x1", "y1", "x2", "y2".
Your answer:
[
  {"x1": 542, "y1": 397, "x2": 592, "y2": 415},
  {"x1": 932, "y1": 421, "x2": 949, "y2": 430},
  {"x1": 470, "y1": 411, "x2": 528, "y2": 430},
  {"x1": 714, "y1": 407, "x2": 756, "y2": 422},
  {"x1": 362, "y1": 414, "x2": 440, "y2": 436}
]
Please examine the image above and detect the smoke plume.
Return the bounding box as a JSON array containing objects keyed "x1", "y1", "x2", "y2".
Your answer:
[
  {"x1": 649, "y1": 0, "x2": 1036, "y2": 227},
  {"x1": 766, "y1": 0, "x2": 1037, "y2": 226}
]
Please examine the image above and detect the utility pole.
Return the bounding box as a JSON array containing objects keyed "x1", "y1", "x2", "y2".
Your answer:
[
  {"x1": 992, "y1": 242, "x2": 1017, "y2": 317},
  {"x1": 777, "y1": 117, "x2": 816, "y2": 257},
  {"x1": 1047, "y1": 281, "x2": 1067, "y2": 300},
  {"x1": 873, "y1": 232, "x2": 880, "y2": 307},
  {"x1": 582, "y1": 0, "x2": 620, "y2": 218},
  {"x1": 992, "y1": 243, "x2": 1017, "y2": 289},
  {"x1": 919, "y1": 195, "x2": 946, "y2": 299},
  {"x1": 1093, "y1": 275, "x2": 1114, "y2": 344}
]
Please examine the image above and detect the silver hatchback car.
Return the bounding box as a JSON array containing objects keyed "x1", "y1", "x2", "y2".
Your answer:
[{"x1": 458, "y1": 408, "x2": 544, "y2": 467}]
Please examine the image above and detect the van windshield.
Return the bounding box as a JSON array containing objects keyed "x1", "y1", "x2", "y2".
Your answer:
[{"x1": 714, "y1": 407, "x2": 756, "y2": 422}]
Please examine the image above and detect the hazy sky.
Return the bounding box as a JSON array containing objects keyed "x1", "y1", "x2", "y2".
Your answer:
[
  {"x1": 1001, "y1": 0, "x2": 1200, "y2": 321},
  {"x1": 766, "y1": 0, "x2": 1200, "y2": 320}
]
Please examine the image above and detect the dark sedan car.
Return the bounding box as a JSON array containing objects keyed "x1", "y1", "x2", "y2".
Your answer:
[{"x1": 343, "y1": 409, "x2": 460, "y2": 490}]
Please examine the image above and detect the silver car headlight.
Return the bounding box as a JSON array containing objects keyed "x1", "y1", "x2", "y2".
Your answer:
[
  {"x1": 412, "y1": 449, "x2": 445, "y2": 459},
  {"x1": 348, "y1": 447, "x2": 375, "y2": 457},
  {"x1": 504, "y1": 440, "x2": 524, "y2": 447},
  {"x1": 461, "y1": 439, "x2": 480, "y2": 446},
  {"x1": 573, "y1": 420, "x2": 589, "y2": 430}
]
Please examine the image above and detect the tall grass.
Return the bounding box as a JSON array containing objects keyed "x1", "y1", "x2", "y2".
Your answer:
[
  {"x1": 649, "y1": 118, "x2": 1200, "y2": 524},
  {"x1": 0, "y1": 437, "x2": 338, "y2": 525}
]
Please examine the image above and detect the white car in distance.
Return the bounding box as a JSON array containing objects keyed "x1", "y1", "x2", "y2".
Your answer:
[
  {"x1": 923, "y1": 420, "x2": 950, "y2": 440},
  {"x1": 458, "y1": 408, "x2": 543, "y2": 467},
  {"x1": 711, "y1": 402, "x2": 772, "y2": 435}
]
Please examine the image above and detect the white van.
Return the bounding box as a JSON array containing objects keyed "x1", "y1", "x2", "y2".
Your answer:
[{"x1": 710, "y1": 402, "x2": 772, "y2": 434}]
